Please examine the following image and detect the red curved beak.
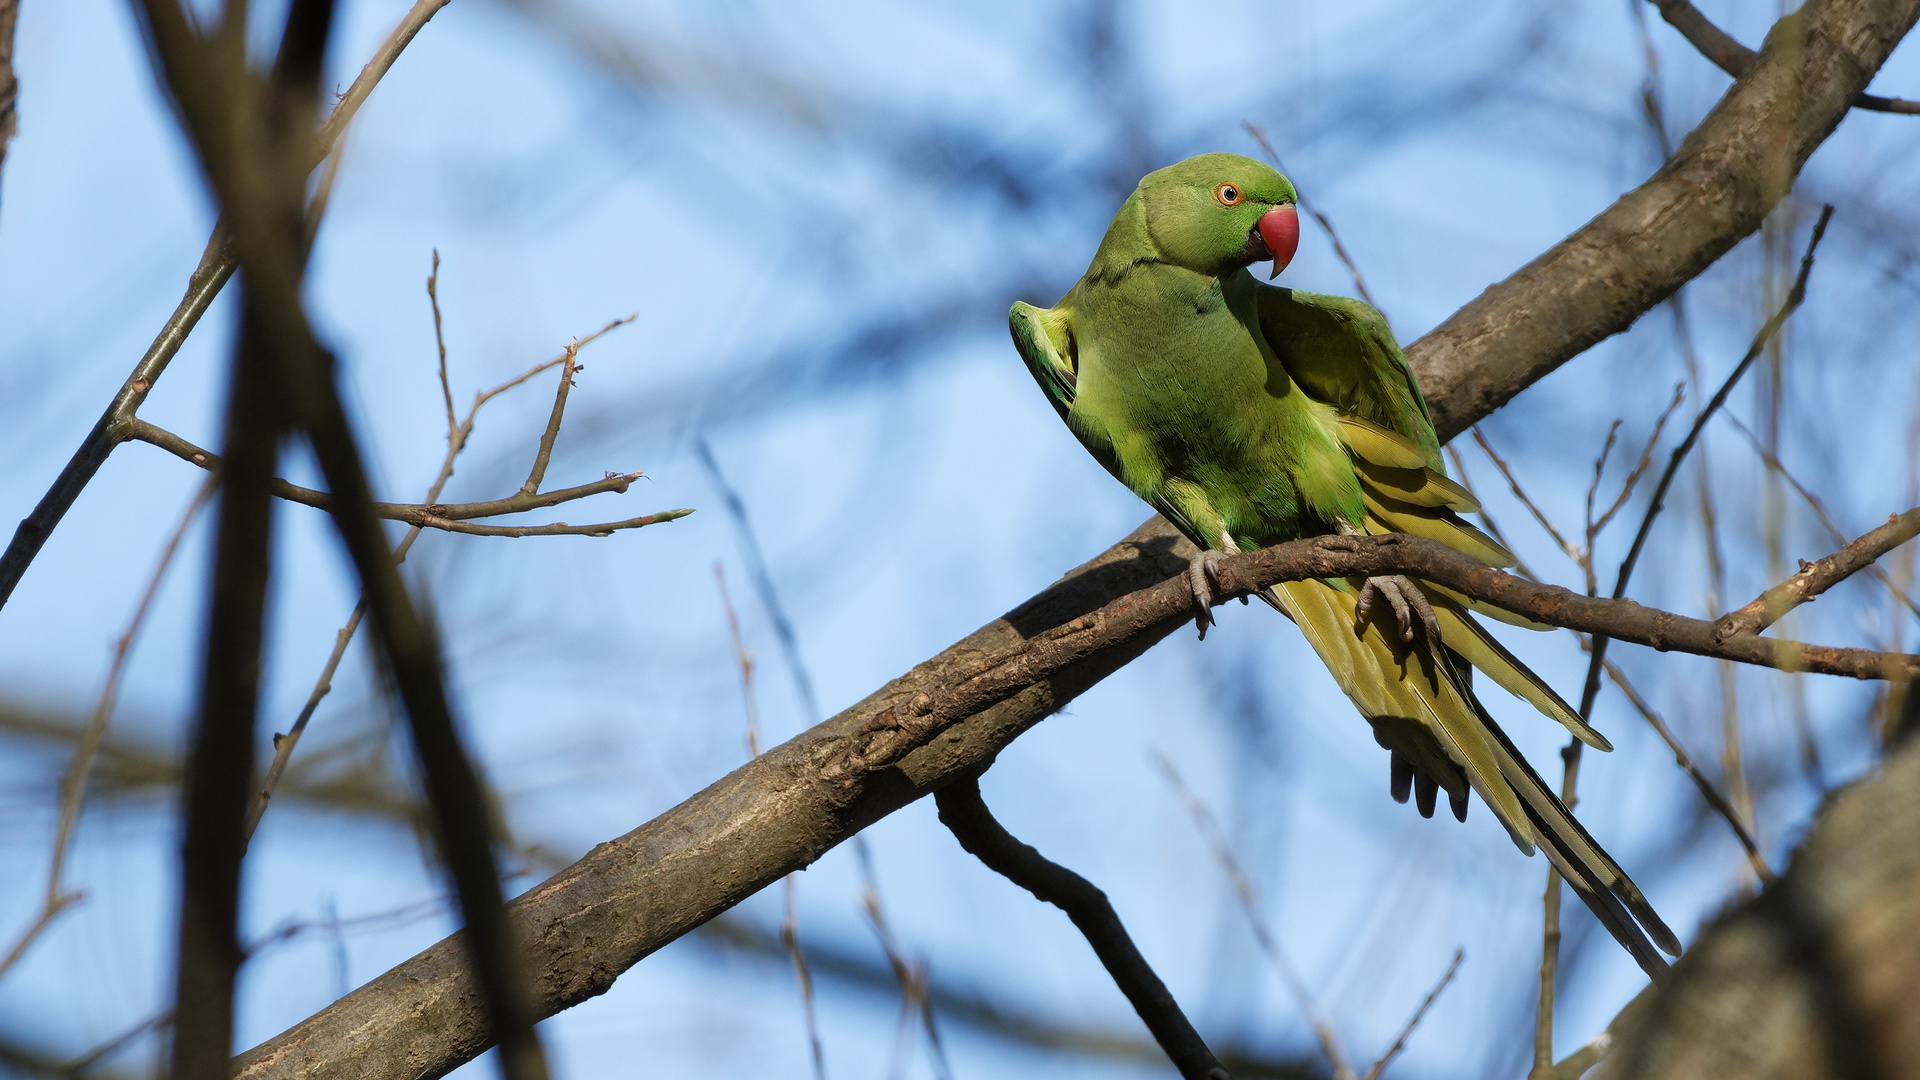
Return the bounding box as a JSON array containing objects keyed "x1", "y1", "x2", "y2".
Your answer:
[{"x1": 1258, "y1": 204, "x2": 1300, "y2": 279}]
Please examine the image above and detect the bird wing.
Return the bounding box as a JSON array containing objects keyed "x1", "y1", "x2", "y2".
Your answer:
[
  {"x1": 1255, "y1": 286, "x2": 1440, "y2": 468},
  {"x1": 1010, "y1": 300, "x2": 1210, "y2": 546}
]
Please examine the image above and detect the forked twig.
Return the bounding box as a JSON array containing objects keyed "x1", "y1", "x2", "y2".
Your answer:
[
  {"x1": 0, "y1": 477, "x2": 216, "y2": 985},
  {"x1": 0, "y1": 0, "x2": 457, "y2": 611},
  {"x1": 245, "y1": 284, "x2": 652, "y2": 846},
  {"x1": 1647, "y1": 0, "x2": 1920, "y2": 114}
]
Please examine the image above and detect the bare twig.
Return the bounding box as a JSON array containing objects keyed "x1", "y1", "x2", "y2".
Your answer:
[
  {"x1": 937, "y1": 774, "x2": 1230, "y2": 1080},
  {"x1": 1713, "y1": 508, "x2": 1920, "y2": 643},
  {"x1": 782, "y1": 879, "x2": 828, "y2": 1080},
  {"x1": 0, "y1": 0, "x2": 456, "y2": 611},
  {"x1": 1243, "y1": 122, "x2": 1378, "y2": 311},
  {"x1": 244, "y1": 296, "x2": 644, "y2": 845},
  {"x1": 521, "y1": 341, "x2": 579, "y2": 497},
  {"x1": 1649, "y1": 0, "x2": 1920, "y2": 113},
  {"x1": 1722, "y1": 414, "x2": 1920, "y2": 626},
  {"x1": 0, "y1": 478, "x2": 216, "y2": 984},
  {"x1": 696, "y1": 436, "x2": 824, "y2": 723},
  {"x1": 855, "y1": 843, "x2": 953, "y2": 1080},
  {"x1": 125, "y1": 418, "x2": 685, "y2": 535},
  {"x1": 1360, "y1": 950, "x2": 1462, "y2": 1080},
  {"x1": 1471, "y1": 428, "x2": 1584, "y2": 570},
  {"x1": 1157, "y1": 755, "x2": 1352, "y2": 1080},
  {"x1": 429, "y1": 251, "x2": 455, "y2": 437},
  {"x1": 1575, "y1": 206, "x2": 1833, "y2": 719},
  {"x1": 1590, "y1": 385, "x2": 1687, "y2": 541},
  {"x1": 1595, "y1": 655, "x2": 1775, "y2": 881}
]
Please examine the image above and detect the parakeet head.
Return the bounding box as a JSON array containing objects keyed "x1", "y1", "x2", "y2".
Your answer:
[{"x1": 1138, "y1": 152, "x2": 1300, "y2": 279}]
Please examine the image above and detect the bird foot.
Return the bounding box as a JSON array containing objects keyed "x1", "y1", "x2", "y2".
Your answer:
[
  {"x1": 1355, "y1": 574, "x2": 1440, "y2": 644},
  {"x1": 1187, "y1": 550, "x2": 1232, "y2": 640}
]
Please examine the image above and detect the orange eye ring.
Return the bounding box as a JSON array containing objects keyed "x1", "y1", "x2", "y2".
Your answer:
[{"x1": 1214, "y1": 183, "x2": 1243, "y2": 207}]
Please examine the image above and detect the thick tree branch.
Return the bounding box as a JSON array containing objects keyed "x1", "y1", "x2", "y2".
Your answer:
[
  {"x1": 1650, "y1": 0, "x2": 1920, "y2": 114},
  {"x1": 935, "y1": 775, "x2": 1230, "y2": 1080},
  {"x1": 233, "y1": 0, "x2": 1920, "y2": 1075},
  {"x1": 1412, "y1": 0, "x2": 1920, "y2": 441}
]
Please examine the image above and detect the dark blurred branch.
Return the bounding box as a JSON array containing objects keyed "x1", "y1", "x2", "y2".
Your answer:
[
  {"x1": 1601, "y1": 718, "x2": 1920, "y2": 1078},
  {"x1": 123, "y1": 419, "x2": 688, "y2": 536},
  {"x1": 936, "y1": 775, "x2": 1230, "y2": 1080},
  {"x1": 1713, "y1": 509, "x2": 1920, "y2": 643},
  {"x1": 0, "y1": 0, "x2": 454, "y2": 612},
  {"x1": 1649, "y1": 0, "x2": 1920, "y2": 114},
  {"x1": 1413, "y1": 1, "x2": 1917, "y2": 440},
  {"x1": 135, "y1": 0, "x2": 548, "y2": 1076},
  {"x1": 140, "y1": 1, "x2": 332, "y2": 1075},
  {"x1": 0, "y1": 0, "x2": 19, "y2": 200}
]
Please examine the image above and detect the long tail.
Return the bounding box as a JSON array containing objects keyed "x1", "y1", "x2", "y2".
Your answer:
[{"x1": 1264, "y1": 577, "x2": 1679, "y2": 977}]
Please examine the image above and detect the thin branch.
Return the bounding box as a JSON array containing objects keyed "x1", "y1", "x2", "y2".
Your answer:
[
  {"x1": 0, "y1": 478, "x2": 217, "y2": 984},
  {"x1": 1471, "y1": 428, "x2": 1584, "y2": 570},
  {"x1": 1713, "y1": 508, "x2": 1920, "y2": 643},
  {"x1": 1595, "y1": 654, "x2": 1775, "y2": 881},
  {"x1": 1243, "y1": 122, "x2": 1378, "y2": 311},
  {"x1": 1591, "y1": 384, "x2": 1688, "y2": 540},
  {"x1": 1722, "y1": 414, "x2": 1920, "y2": 626},
  {"x1": 429, "y1": 251, "x2": 455, "y2": 437},
  {"x1": 936, "y1": 775, "x2": 1230, "y2": 1080},
  {"x1": 0, "y1": 0, "x2": 455, "y2": 611},
  {"x1": 521, "y1": 341, "x2": 579, "y2": 497},
  {"x1": 1156, "y1": 755, "x2": 1352, "y2": 1080},
  {"x1": 1649, "y1": 0, "x2": 1920, "y2": 114},
  {"x1": 855, "y1": 842, "x2": 952, "y2": 1080},
  {"x1": 782, "y1": 876, "x2": 829, "y2": 1080},
  {"x1": 245, "y1": 304, "x2": 647, "y2": 847},
  {"x1": 1361, "y1": 950, "x2": 1462, "y2": 1080},
  {"x1": 1576, "y1": 205, "x2": 1833, "y2": 718},
  {"x1": 124, "y1": 419, "x2": 687, "y2": 534}
]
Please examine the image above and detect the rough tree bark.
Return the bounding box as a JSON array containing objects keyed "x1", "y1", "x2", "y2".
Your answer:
[
  {"x1": 1600, "y1": 724, "x2": 1920, "y2": 1080},
  {"x1": 232, "y1": 0, "x2": 1920, "y2": 1077}
]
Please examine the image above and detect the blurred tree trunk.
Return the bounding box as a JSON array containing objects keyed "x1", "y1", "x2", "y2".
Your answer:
[
  {"x1": 1602, "y1": 720, "x2": 1920, "y2": 1080},
  {"x1": 0, "y1": 0, "x2": 19, "y2": 202}
]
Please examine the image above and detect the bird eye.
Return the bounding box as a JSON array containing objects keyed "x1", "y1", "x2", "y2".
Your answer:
[{"x1": 1215, "y1": 183, "x2": 1242, "y2": 206}]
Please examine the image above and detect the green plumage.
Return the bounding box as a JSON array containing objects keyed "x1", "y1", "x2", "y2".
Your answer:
[{"x1": 1011, "y1": 152, "x2": 1679, "y2": 975}]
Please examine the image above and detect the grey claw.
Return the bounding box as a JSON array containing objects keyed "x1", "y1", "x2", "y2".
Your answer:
[
  {"x1": 1356, "y1": 575, "x2": 1440, "y2": 644},
  {"x1": 1187, "y1": 550, "x2": 1230, "y2": 640}
]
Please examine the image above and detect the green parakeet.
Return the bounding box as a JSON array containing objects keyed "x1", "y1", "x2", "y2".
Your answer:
[{"x1": 1010, "y1": 152, "x2": 1679, "y2": 975}]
